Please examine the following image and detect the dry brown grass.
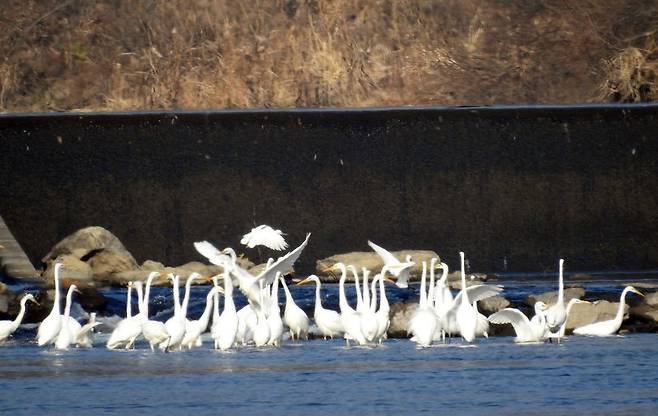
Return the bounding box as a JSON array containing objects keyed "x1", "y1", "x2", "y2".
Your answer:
[{"x1": 1, "y1": 0, "x2": 657, "y2": 112}]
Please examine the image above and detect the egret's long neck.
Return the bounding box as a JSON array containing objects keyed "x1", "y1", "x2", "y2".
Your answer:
[
  {"x1": 212, "y1": 289, "x2": 220, "y2": 322},
  {"x1": 63, "y1": 287, "x2": 74, "y2": 319},
  {"x1": 11, "y1": 299, "x2": 29, "y2": 331},
  {"x1": 135, "y1": 284, "x2": 145, "y2": 317},
  {"x1": 428, "y1": 259, "x2": 436, "y2": 306},
  {"x1": 172, "y1": 277, "x2": 181, "y2": 317},
  {"x1": 615, "y1": 287, "x2": 632, "y2": 323},
  {"x1": 313, "y1": 279, "x2": 323, "y2": 314},
  {"x1": 182, "y1": 277, "x2": 195, "y2": 316},
  {"x1": 557, "y1": 259, "x2": 565, "y2": 305},
  {"x1": 198, "y1": 289, "x2": 216, "y2": 329},
  {"x1": 352, "y1": 267, "x2": 363, "y2": 311},
  {"x1": 223, "y1": 273, "x2": 236, "y2": 314},
  {"x1": 281, "y1": 276, "x2": 294, "y2": 307},
  {"x1": 419, "y1": 261, "x2": 428, "y2": 308},
  {"x1": 362, "y1": 269, "x2": 371, "y2": 308},
  {"x1": 53, "y1": 264, "x2": 62, "y2": 315},
  {"x1": 338, "y1": 265, "x2": 352, "y2": 314},
  {"x1": 379, "y1": 267, "x2": 390, "y2": 311},
  {"x1": 460, "y1": 252, "x2": 469, "y2": 305},
  {"x1": 143, "y1": 273, "x2": 158, "y2": 316},
  {"x1": 126, "y1": 286, "x2": 133, "y2": 318}
]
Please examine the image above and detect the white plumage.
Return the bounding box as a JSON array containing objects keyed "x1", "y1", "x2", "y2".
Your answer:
[{"x1": 241, "y1": 225, "x2": 288, "y2": 250}]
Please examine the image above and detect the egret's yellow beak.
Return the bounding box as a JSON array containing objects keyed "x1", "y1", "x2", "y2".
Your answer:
[
  {"x1": 321, "y1": 264, "x2": 339, "y2": 274},
  {"x1": 632, "y1": 288, "x2": 645, "y2": 297},
  {"x1": 296, "y1": 277, "x2": 313, "y2": 286},
  {"x1": 384, "y1": 277, "x2": 397, "y2": 284},
  {"x1": 31, "y1": 298, "x2": 40, "y2": 306}
]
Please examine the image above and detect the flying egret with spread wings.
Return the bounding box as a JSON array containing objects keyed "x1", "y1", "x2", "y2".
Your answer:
[
  {"x1": 241, "y1": 225, "x2": 288, "y2": 250},
  {"x1": 367, "y1": 241, "x2": 415, "y2": 288}
]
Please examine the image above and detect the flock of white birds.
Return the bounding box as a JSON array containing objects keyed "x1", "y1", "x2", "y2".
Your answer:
[{"x1": 0, "y1": 225, "x2": 646, "y2": 350}]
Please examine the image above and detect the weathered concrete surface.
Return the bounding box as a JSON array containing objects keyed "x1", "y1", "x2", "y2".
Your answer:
[{"x1": 1, "y1": 105, "x2": 658, "y2": 274}]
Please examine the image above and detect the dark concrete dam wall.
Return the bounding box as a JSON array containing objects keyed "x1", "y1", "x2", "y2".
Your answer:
[{"x1": 1, "y1": 104, "x2": 657, "y2": 274}]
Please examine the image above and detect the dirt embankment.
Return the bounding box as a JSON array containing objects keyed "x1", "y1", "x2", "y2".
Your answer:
[{"x1": 1, "y1": 0, "x2": 657, "y2": 112}]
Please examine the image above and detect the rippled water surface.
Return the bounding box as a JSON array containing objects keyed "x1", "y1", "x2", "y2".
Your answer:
[{"x1": 2, "y1": 278, "x2": 658, "y2": 415}]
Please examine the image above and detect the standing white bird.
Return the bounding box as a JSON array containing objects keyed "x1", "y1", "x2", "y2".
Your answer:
[
  {"x1": 373, "y1": 268, "x2": 393, "y2": 343},
  {"x1": 281, "y1": 275, "x2": 310, "y2": 341},
  {"x1": 182, "y1": 286, "x2": 224, "y2": 349},
  {"x1": 329, "y1": 262, "x2": 367, "y2": 346},
  {"x1": 408, "y1": 261, "x2": 439, "y2": 347},
  {"x1": 357, "y1": 268, "x2": 379, "y2": 342},
  {"x1": 266, "y1": 272, "x2": 284, "y2": 346},
  {"x1": 573, "y1": 286, "x2": 644, "y2": 336},
  {"x1": 140, "y1": 272, "x2": 171, "y2": 352},
  {"x1": 544, "y1": 259, "x2": 567, "y2": 339},
  {"x1": 37, "y1": 263, "x2": 64, "y2": 346},
  {"x1": 554, "y1": 298, "x2": 591, "y2": 338},
  {"x1": 212, "y1": 272, "x2": 239, "y2": 351},
  {"x1": 432, "y1": 262, "x2": 453, "y2": 342},
  {"x1": 488, "y1": 302, "x2": 549, "y2": 343},
  {"x1": 163, "y1": 274, "x2": 189, "y2": 351},
  {"x1": 473, "y1": 300, "x2": 489, "y2": 338},
  {"x1": 297, "y1": 275, "x2": 344, "y2": 340},
  {"x1": 367, "y1": 241, "x2": 415, "y2": 288},
  {"x1": 241, "y1": 225, "x2": 288, "y2": 250},
  {"x1": 456, "y1": 252, "x2": 478, "y2": 343},
  {"x1": 55, "y1": 285, "x2": 81, "y2": 350},
  {"x1": 107, "y1": 282, "x2": 143, "y2": 350},
  {"x1": 0, "y1": 294, "x2": 38, "y2": 343},
  {"x1": 252, "y1": 284, "x2": 271, "y2": 347}
]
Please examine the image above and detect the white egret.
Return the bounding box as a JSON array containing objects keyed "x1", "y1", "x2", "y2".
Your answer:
[
  {"x1": 367, "y1": 241, "x2": 415, "y2": 288},
  {"x1": 488, "y1": 302, "x2": 549, "y2": 343},
  {"x1": 55, "y1": 284, "x2": 81, "y2": 350},
  {"x1": 253, "y1": 284, "x2": 271, "y2": 347},
  {"x1": 267, "y1": 272, "x2": 284, "y2": 346},
  {"x1": 163, "y1": 274, "x2": 188, "y2": 351},
  {"x1": 408, "y1": 261, "x2": 438, "y2": 347},
  {"x1": 545, "y1": 259, "x2": 567, "y2": 337},
  {"x1": 280, "y1": 274, "x2": 310, "y2": 341},
  {"x1": 194, "y1": 233, "x2": 311, "y2": 306},
  {"x1": 212, "y1": 272, "x2": 239, "y2": 351},
  {"x1": 330, "y1": 262, "x2": 367, "y2": 346},
  {"x1": 182, "y1": 285, "x2": 223, "y2": 349},
  {"x1": 0, "y1": 294, "x2": 38, "y2": 343},
  {"x1": 37, "y1": 263, "x2": 64, "y2": 346},
  {"x1": 140, "y1": 272, "x2": 171, "y2": 352},
  {"x1": 456, "y1": 252, "x2": 478, "y2": 342},
  {"x1": 432, "y1": 262, "x2": 453, "y2": 342},
  {"x1": 373, "y1": 267, "x2": 393, "y2": 343},
  {"x1": 241, "y1": 225, "x2": 288, "y2": 250},
  {"x1": 107, "y1": 282, "x2": 143, "y2": 350},
  {"x1": 357, "y1": 268, "x2": 379, "y2": 342},
  {"x1": 573, "y1": 286, "x2": 644, "y2": 336},
  {"x1": 297, "y1": 275, "x2": 344, "y2": 340},
  {"x1": 236, "y1": 304, "x2": 257, "y2": 345}
]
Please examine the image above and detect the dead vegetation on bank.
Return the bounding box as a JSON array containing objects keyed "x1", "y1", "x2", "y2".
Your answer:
[{"x1": 0, "y1": 0, "x2": 657, "y2": 112}]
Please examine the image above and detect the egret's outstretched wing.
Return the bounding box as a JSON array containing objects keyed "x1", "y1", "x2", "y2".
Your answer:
[
  {"x1": 368, "y1": 240, "x2": 401, "y2": 266},
  {"x1": 194, "y1": 241, "x2": 231, "y2": 266},
  {"x1": 454, "y1": 284, "x2": 503, "y2": 304},
  {"x1": 241, "y1": 225, "x2": 289, "y2": 251},
  {"x1": 77, "y1": 321, "x2": 101, "y2": 338},
  {"x1": 488, "y1": 308, "x2": 533, "y2": 340},
  {"x1": 255, "y1": 233, "x2": 311, "y2": 286}
]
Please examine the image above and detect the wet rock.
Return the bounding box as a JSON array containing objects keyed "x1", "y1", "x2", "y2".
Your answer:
[
  {"x1": 316, "y1": 250, "x2": 440, "y2": 281},
  {"x1": 524, "y1": 287, "x2": 585, "y2": 307},
  {"x1": 623, "y1": 282, "x2": 658, "y2": 290},
  {"x1": 629, "y1": 291, "x2": 658, "y2": 323},
  {"x1": 387, "y1": 302, "x2": 418, "y2": 338},
  {"x1": 173, "y1": 261, "x2": 222, "y2": 277},
  {"x1": 477, "y1": 296, "x2": 510, "y2": 315},
  {"x1": 568, "y1": 273, "x2": 594, "y2": 281},
  {"x1": 110, "y1": 270, "x2": 167, "y2": 286},
  {"x1": 565, "y1": 300, "x2": 627, "y2": 330}
]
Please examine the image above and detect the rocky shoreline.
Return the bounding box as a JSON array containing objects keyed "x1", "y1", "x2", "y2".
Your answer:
[{"x1": 1, "y1": 226, "x2": 658, "y2": 337}]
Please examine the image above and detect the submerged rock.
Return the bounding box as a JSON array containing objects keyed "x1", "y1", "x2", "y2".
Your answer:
[{"x1": 316, "y1": 250, "x2": 440, "y2": 281}]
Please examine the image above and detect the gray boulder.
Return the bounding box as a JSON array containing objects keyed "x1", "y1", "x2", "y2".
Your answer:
[
  {"x1": 565, "y1": 300, "x2": 627, "y2": 330},
  {"x1": 477, "y1": 296, "x2": 511, "y2": 315},
  {"x1": 42, "y1": 255, "x2": 94, "y2": 286}
]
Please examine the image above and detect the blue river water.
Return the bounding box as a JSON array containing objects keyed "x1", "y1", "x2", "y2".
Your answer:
[{"x1": 1, "y1": 277, "x2": 657, "y2": 415}]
